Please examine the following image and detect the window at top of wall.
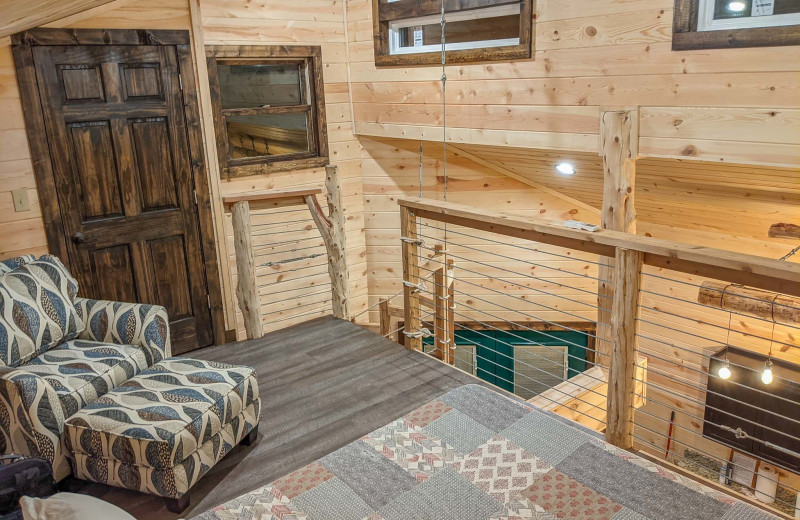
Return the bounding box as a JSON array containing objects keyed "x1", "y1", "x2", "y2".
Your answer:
[
  {"x1": 673, "y1": 0, "x2": 800, "y2": 50},
  {"x1": 206, "y1": 46, "x2": 329, "y2": 178},
  {"x1": 698, "y1": 0, "x2": 800, "y2": 30},
  {"x1": 373, "y1": 0, "x2": 533, "y2": 66}
]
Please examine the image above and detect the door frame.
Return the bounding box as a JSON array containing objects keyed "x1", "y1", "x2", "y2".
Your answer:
[{"x1": 11, "y1": 28, "x2": 227, "y2": 346}]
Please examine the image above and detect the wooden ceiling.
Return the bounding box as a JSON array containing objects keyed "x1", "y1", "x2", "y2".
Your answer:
[{"x1": 457, "y1": 143, "x2": 800, "y2": 250}]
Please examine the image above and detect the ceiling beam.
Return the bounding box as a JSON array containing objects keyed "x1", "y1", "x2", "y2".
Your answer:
[{"x1": 1, "y1": 0, "x2": 118, "y2": 38}]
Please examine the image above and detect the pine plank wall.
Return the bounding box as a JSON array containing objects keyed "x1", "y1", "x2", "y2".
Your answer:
[{"x1": 0, "y1": 0, "x2": 798, "y2": 488}]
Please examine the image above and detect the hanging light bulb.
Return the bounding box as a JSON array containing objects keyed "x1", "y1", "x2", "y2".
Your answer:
[
  {"x1": 718, "y1": 360, "x2": 732, "y2": 380},
  {"x1": 761, "y1": 358, "x2": 774, "y2": 385}
]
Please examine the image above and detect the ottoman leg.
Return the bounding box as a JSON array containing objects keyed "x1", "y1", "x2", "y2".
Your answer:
[
  {"x1": 165, "y1": 494, "x2": 190, "y2": 514},
  {"x1": 241, "y1": 425, "x2": 259, "y2": 447}
]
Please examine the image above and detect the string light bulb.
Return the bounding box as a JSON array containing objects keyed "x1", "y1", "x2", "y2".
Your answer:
[
  {"x1": 761, "y1": 359, "x2": 774, "y2": 385},
  {"x1": 718, "y1": 358, "x2": 732, "y2": 380}
]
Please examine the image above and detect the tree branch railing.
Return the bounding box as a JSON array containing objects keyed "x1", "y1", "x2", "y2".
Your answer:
[{"x1": 222, "y1": 165, "x2": 350, "y2": 339}]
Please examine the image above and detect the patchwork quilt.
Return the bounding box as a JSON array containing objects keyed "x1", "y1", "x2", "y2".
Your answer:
[{"x1": 195, "y1": 385, "x2": 777, "y2": 520}]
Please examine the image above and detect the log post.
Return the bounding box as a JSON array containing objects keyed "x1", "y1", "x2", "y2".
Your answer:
[
  {"x1": 697, "y1": 281, "x2": 800, "y2": 325},
  {"x1": 605, "y1": 247, "x2": 644, "y2": 449},
  {"x1": 230, "y1": 200, "x2": 263, "y2": 339},
  {"x1": 446, "y1": 259, "x2": 456, "y2": 364},
  {"x1": 379, "y1": 298, "x2": 390, "y2": 337},
  {"x1": 433, "y1": 266, "x2": 449, "y2": 362},
  {"x1": 401, "y1": 206, "x2": 422, "y2": 351},
  {"x1": 306, "y1": 165, "x2": 350, "y2": 320},
  {"x1": 597, "y1": 110, "x2": 638, "y2": 368}
]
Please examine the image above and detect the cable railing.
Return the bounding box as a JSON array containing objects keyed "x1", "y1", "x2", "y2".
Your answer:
[{"x1": 394, "y1": 196, "x2": 800, "y2": 518}]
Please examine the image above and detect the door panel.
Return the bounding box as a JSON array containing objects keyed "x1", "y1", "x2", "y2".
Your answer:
[{"x1": 31, "y1": 44, "x2": 213, "y2": 353}]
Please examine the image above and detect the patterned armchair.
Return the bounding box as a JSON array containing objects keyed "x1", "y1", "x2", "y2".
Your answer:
[{"x1": 0, "y1": 255, "x2": 170, "y2": 480}]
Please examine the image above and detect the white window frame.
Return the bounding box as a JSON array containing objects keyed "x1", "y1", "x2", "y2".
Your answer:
[
  {"x1": 388, "y1": 4, "x2": 521, "y2": 56},
  {"x1": 697, "y1": 0, "x2": 800, "y2": 31}
]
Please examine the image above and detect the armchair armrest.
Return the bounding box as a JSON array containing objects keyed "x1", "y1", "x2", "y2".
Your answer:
[
  {"x1": 75, "y1": 298, "x2": 171, "y2": 366},
  {"x1": 0, "y1": 367, "x2": 70, "y2": 480}
]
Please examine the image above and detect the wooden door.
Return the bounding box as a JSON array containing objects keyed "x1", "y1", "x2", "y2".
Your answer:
[{"x1": 28, "y1": 43, "x2": 213, "y2": 353}]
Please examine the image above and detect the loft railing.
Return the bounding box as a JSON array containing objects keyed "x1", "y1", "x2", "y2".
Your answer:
[
  {"x1": 396, "y1": 196, "x2": 800, "y2": 518},
  {"x1": 222, "y1": 165, "x2": 349, "y2": 339}
]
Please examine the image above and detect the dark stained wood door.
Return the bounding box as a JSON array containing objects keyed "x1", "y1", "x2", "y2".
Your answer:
[{"x1": 30, "y1": 44, "x2": 213, "y2": 353}]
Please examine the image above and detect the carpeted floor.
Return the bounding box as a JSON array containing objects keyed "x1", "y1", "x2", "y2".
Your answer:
[{"x1": 192, "y1": 385, "x2": 777, "y2": 520}]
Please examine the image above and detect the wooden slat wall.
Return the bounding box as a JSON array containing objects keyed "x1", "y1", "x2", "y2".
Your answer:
[
  {"x1": 198, "y1": 0, "x2": 369, "y2": 336},
  {"x1": 345, "y1": 0, "x2": 800, "y2": 166}
]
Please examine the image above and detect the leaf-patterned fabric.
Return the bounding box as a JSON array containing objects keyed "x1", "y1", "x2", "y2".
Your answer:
[
  {"x1": 0, "y1": 255, "x2": 36, "y2": 275},
  {"x1": 24, "y1": 340, "x2": 149, "y2": 417},
  {"x1": 75, "y1": 299, "x2": 171, "y2": 366},
  {"x1": 65, "y1": 358, "x2": 261, "y2": 498},
  {"x1": 0, "y1": 255, "x2": 84, "y2": 368}
]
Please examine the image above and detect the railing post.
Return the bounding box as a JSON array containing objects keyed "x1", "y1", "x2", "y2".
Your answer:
[
  {"x1": 401, "y1": 206, "x2": 422, "y2": 351},
  {"x1": 324, "y1": 164, "x2": 350, "y2": 319},
  {"x1": 597, "y1": 109, "x2": 638, "y2": 368},
  {"x1": 230, "y1": 200, "x2": 263, "y2": 339},
  {"x1": 605, "y1": 247, "x2": 644, "y2": 449},
  {"x1": 434, "y1": 266, "x2": 449, "y2": 362},
  {"x1": 379, "y1": 298, "x2": 390, "y2": 337}
]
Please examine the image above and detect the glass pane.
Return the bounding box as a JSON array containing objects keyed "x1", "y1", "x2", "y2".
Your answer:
[
  {"x1": 396, "y1": 14, "x2": 519, "y2": 50},
  {"x1": 217, "y1": 63, "x2": 304, "y2": 110},
  {"x1": 713, "y1": 0, "x2": 800, "y2": 20},
  {"x1": 226, "y1": 112, "x2": 310, "y2": 160}
]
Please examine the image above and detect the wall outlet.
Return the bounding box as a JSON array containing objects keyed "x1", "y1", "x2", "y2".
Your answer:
[{"x1": 11, "y1": 189, "x2": 30, "y2": 212}]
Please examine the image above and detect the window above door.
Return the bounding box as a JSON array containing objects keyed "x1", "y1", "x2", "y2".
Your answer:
[
  {"x1": 372, "y1": 0, "x2": 533, "y2": 66},
  {"x1": 673, "y1": 0, "x2": 800, "y2": 50},
  {"x1": 206, "y1": 46, "x2": 329, "y2": 178}
]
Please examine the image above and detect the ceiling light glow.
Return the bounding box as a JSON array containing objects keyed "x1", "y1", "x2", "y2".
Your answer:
[
  {"x1": 555, "y1": 163, "x2": 576, "y2": 175},
  {"x1": 728, "y1": 1, "x2": 747, "y2": 12}
]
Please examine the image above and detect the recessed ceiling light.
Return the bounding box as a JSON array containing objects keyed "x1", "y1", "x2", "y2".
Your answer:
[
  {"x1": 728, "y1": 1, "x2": 746, "y2": 12},
  {"x1": 555, "y1": 162, "x2": 576, "y2": 175}
]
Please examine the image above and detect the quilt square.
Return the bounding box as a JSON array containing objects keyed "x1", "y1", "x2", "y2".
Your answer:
[
  {"x1": 361, "y1": 417, "x2": 459, "y2": 483},
  {"x1": 439, "y1": 384, "x2": 529, "y2": 432},
  {"x1": 320, "y1": 440, "x2": 419, "y2": 510},
  {"x1": 404, "y1": 398, "x2": 452, "y2": 428},
  {"x1": 522, "y1": 468, "x2": 623, "y2": 520},
  {"x1": 423, "y1": 408, "x2": 496, "y2": 454},
  {"x1": 270, "y1": 462, "x2": 335, "y2": 500},
  {"x1": 193, "y1": 484, "x2": 306, "y2": 520},
  {"x1": 292, "y1": 478, "x2": 372, "y2": 520},
  {"x1": 500, "y1": 412, "x2": 590, "y2": 466},
  {"x1": 450, "y1": 436, "x2": 552, "y2": 504}
]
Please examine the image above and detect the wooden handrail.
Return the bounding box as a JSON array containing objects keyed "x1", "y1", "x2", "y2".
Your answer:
[
  {"x1": 398, "y1": 197, "x2": 800, "y2": 298},
  {"x1": 222, "y1": 187, "x2": 323, "y2": 206}
]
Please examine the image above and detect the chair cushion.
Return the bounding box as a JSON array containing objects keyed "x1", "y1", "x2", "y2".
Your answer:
[
  {"x1": 24, "y1": 339, "x2": 148, "y2": 417},
  {"x1": 0, "y1": 255, "x2": 84, "y2": 367},
  {"x1": 0, "y1": 255, "x2": 37, "y2": 275},
  {"x1": 65, "y1": 358, "x2": 259, "y2": 469}
]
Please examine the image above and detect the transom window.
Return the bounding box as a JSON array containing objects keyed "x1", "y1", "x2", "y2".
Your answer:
[
  {"x1": 206, "y1": 46, "x2": 329, "y2": 178},
  {"x1": 373, "y1": 0, "x2": 533, "y2": 66},
  {"x1": 698, "y1": 0, "x2": 800, "y2": 31}
]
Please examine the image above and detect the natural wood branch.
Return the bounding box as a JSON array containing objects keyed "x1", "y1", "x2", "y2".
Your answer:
[
  {"x1": 305, "y1": 165, "x2": 350, "y2": 319},
  {"x1": 698, "y1": 281, "x2": 800, "y2": 325},
  {"x1": 769, "y1": 223, "x2": 800, "y2": 240},
  {"x1": 230, "y1": 201, "x2": 263, "y2": 339},
  {"x1": 401, "y1": 206, "x2": 422, "y2": 351},
  {"x1": 598, "y1": 110, "x2": 638, "y2": 367},
  {"x1": 606, "y1": 248, "x2": 644, "y2": 449}
]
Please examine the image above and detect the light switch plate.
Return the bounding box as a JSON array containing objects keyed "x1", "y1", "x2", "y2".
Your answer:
[{"x1": 11, "y1": 189, "x2": 30, "y2": 212}]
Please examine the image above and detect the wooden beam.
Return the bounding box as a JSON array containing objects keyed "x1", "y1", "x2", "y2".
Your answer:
[
  {"x1": 605, "y1": 248, "x2": 644, "y2": 449},
  {"x1": 397, "y1": 197, "x2": 800, "y2": 298},
  {"x1": 1, "y1": 0, "x2": 117, "y2": 38},
  {"x1": 379, "y1": 299, "x2": 391, "y2": 337},
  {"x1": 697, "y1": 281, "x2": 800, "y2": 326},
  {"x1": 598, "y1": 110, "x2": 639, "y2": 368},
  {"x1": 433, "y1": 266, "x2": 449, "y2": 363},
  {"x1": 222, "y1": 187, "x2": 323, "y2": 206},
  {"x1": 230, "y1": 201, "x2": 263, "y2": 339},
  {"x1": 401, "y1": 206, "x2": 422, "y2": 351},
  {"x1": 769, "y1": 223, "x2": 800, "y2": 240},
  {"x1": 305, "y1": 165, "x2": 350, "y2": 320}
]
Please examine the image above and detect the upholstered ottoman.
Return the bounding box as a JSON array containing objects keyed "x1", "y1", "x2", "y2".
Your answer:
[{"x1": 63, "y1": 357, "x2": 261, "y2": 512}]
